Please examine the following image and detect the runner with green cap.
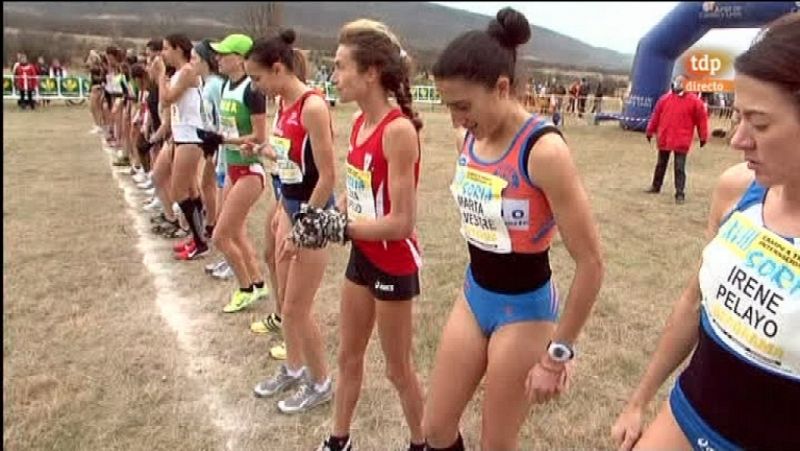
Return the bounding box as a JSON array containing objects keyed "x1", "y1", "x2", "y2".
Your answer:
[{"x1": 210, "y1": 33, "x2": 271, "y2": 313}]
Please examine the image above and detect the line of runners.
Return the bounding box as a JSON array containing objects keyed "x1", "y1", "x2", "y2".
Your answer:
[{"x1": 88, "y1": 8, "x2": 799, "y2": 451}]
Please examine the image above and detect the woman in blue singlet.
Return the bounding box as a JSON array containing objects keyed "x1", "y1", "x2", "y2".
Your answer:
[{"x1": 612, "y1": 13, "x2": 800, "y2": 451}]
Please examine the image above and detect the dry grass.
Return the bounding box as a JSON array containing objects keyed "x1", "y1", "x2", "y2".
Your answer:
[{"x1": 3, "y1": 102, "x2": 740, "y2": 450}]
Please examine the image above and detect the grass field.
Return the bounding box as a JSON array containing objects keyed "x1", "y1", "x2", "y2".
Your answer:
[{"x1": 3, "y1": 102, "x2": 740, "y2": 450}]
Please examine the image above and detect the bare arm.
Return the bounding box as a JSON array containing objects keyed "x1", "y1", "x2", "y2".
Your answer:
[
  {"x1": 159, "y1": 65, "x2": 196, "y2": 105},
  {"x1": 302, "y1": 96, "x2": 336, "y2": 209},
  {"x1": 346, "y1": 118, "x2": 419, "y2": 242},
  {"x1": 227, "y1": 113, "x2": 266, "y2": 147},
  {"x1": 623, "y1": 162, "x2": 753, "y2": 410},
  {"x1": 529, "y1": 133, "x2": 604, "y2": 346}
]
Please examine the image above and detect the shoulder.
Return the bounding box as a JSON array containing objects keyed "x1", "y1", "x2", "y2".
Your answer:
[
  {"x1": 383, "y1": 116, "x2": 419, "y2": 160},
  {"x1": 385, "y1": 115, "x2": 417, "y2": 141},
  {"x1": 714, "y1": 162, "x2": 753, "y2": 208},
  {"x1": 302, "y1": 92, "x2": 329, "y2": 114}
]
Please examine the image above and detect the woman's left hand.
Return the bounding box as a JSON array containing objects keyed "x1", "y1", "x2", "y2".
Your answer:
[{"x1": 525, "y1": 355, "x2": 572, "y2": 404}]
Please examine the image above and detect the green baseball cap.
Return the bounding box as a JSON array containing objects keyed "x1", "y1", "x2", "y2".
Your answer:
[{"x1": 210, "y1": 34, "x2": 253, "y2": 56}]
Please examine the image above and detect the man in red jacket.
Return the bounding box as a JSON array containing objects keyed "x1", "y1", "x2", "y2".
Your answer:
[
  {"x1": 13, "y1": 53, "x2": 38, "y2": 110},
  {"x1": 645, "y1": 75, "x2": 709, "y2": 204}
]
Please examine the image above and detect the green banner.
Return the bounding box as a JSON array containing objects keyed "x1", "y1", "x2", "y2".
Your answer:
[
  {"x1": 60, "y1": 77, "x2": 83, "y2": 97},
  {"x1": 38, "y1": 77, "x2": 59, "y2": 96},
  {"x1": 3, "y1": 76, "x2": 12, "y2": 96}
]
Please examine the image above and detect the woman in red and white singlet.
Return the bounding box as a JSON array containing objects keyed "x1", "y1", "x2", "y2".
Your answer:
[{"x1": 315, "y1": 19, "x2": 427, "y2": 451}]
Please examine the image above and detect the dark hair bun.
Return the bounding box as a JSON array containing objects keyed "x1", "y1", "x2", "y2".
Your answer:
[
  {"x1": 487, "y1": 7, "x2": 531, "y2": 49},
  {"x1": 280, "y1": 29, "x2": 296, "y2": 46}
]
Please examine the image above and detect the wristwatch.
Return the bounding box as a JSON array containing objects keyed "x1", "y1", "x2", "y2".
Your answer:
[{"x1": 546, "y1": 341, "x2": 575, "y2": 363}]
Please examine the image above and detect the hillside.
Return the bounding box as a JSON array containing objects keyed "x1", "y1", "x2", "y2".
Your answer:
[{"x1": 3, "y1": 1, "x2": 633, "y2": 73}]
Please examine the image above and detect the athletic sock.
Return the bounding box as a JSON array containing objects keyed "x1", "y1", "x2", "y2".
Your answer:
[
  {"x1": 286, "y1": 366, "x2": 304, "y2": 378},
  {"x1": 241, "y1": 286, "x2": 254, "y2": 293},
  {"x1": 190, "y1": 197, "x2": 207, "y2": 245},
  {"x1": 408, "y1": 442, "x2": 425, "y2": 451},
  {"x1": 314, "y1": 377, "x2": 331, "y2": 393},
  {"x1": 253, "y1": 281, "x2": 265, "y2": 289},
  {"x1": 325, "y1": 435, "x2": 350, "y2": 451},
  {"x1": 205, "y1": 224, "x2": 215, "y2": 240},
  {"x1": 178, "y1": 198, "x2": 204, "y2": 245}
]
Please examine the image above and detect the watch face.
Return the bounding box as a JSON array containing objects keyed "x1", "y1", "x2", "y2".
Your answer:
[{"x1": 553, "y1": 347, "x2": 566, "y2": 359}]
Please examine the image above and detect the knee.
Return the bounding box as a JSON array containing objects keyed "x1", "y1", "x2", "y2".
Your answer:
[
  {"x1": 337, "y1": 351, "x2": 365, "y2": 376},
  {"x1": 385, "y1": 360, "x2": 414, "y2": 391}
]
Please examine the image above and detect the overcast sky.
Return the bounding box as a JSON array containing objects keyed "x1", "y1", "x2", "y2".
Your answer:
[{"x1": 432, "y1": 2, "x2": 761, "y2": 55}]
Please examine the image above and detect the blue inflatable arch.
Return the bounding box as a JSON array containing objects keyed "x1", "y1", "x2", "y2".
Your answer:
[{"x1": 618, "y1": 1, "x2": 798, "y2": 131}]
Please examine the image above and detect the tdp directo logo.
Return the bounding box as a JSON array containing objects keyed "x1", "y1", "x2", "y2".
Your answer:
[
  {"x1": 683, "y1": 50, "x2": 732, "y2": 78},
  {"x1": 679, "y1": 48, "x2": 735, "y2": 92}
]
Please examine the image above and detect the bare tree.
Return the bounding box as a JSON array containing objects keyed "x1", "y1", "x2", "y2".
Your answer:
[{"x1": 242, "y1": 2, "x2": 283, "y2": 39}]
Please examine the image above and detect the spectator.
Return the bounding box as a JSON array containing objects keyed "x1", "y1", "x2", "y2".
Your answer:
[
  {"x1": 49, "y1": 58, "x2": 66, "y2": 78},
  {"x1": 645, "y1": 74, "x2": 709, "y2": 204},
  {"x1": 568, "y1": 78, "x2": 580, "y2": 112},
  {"x1": 592, "y1": 82, "x2": 604, "y2": 113},
  {"x1": 13, "y1": 53, "x2": 38, "y2": 110},
  {"x1": 578, "y1": 77, "x2": 590, "y2": 117},
  {"x1": 35, "y1": 56, "x2": 51, "y2": 106}
]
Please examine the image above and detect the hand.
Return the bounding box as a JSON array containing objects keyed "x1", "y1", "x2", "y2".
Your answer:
[
  {"x1": 611, "y1": 404, "x2": 645, "y2": 451},
  {"x1": 646, "y1": 135, "x2": 652, "y2": 143},
  {"x1": 151, "y1": 56, "x2": 165, "y2": 78},
  {"x1": 259, "y1": 142, "x2": 277, "y2": 161},
  {"x1": 240, "y1": 140, "x2": 257, "y2": 157},
  {"x1": 277, "y1": 235, "x2": 298, "y2": 262},
  {"x1": 699, "y1": 140, "x2": 706, "y2": 148},
  {"x1": 525, "y1": 355, "x2": 572, "y2": 405}
]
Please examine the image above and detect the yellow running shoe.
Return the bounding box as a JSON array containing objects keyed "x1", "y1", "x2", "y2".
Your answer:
[
  {"x1": 253, "y1": 284, "x2": 270, "y2": 302},
  {"x1": 270, "y1": 341, "x2": 287, "y2": 360},
  {"x1": 223, "y1": 289, "x2": 256, "y2": 313},
  {"x1": 250, "y1": 313, "x2": 282, "y2": 335}
]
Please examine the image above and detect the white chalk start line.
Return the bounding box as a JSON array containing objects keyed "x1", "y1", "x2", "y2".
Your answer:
[{"x1": 101, "y1": 142, "x2": 245, "y2": 450}]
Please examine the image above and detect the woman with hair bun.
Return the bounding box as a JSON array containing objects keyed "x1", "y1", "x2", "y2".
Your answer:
[
  {"x1": 246, "y1": 28, "x2": 337, "y2": 415},
  {"x1": 422, "y1": 8, "x2": 604, "y2": 450}
]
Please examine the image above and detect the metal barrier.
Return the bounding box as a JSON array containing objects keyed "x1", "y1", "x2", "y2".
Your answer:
[{"x1": 3, "y1": 74, "x2": 91, "y2": 101}]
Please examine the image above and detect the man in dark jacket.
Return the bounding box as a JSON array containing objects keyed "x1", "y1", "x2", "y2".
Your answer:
[{"x1": 645, "y1": 75, "x2": 709, "y2": 204}]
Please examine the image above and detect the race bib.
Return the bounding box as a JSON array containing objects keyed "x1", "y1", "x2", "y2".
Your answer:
[
  {"x1": 220, "y1": 116, "x2": 239, "y2": 139},
  {"x1": 346, "y1": 163, "x2": 377, "y2": 221},
  {"x1": 700, "y1": 211, "x2": 800, "y2": 378},
  {"x1": 450, "y1": 165, "x2": 512, "y2": 253},
  {"x1": 171, "y1": 104, "x2": 181, "y2": 124},
  {"x1": 271, "y1": 135, "x2": 302, "y2": 184}
]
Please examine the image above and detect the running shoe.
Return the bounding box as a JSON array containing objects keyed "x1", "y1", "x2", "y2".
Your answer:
[
  {"x1": 132, "y1": 171, "x2": 148, "y2": 184},
  {"x1": 211, "y1": 262, "x2": 235, "y2": 280},
  {"x1": 137, "y1": 179, "x2": 153, "y2": 190},
  {"x1": 222, "y1": 289, "x2": 257, "y2": 313},
  {"x1": 269, "y1": 341, "x2": 287, "y2": 360},
  {"x1": 278, "y1": 376, "x2": 333, "y2": 414},
  {"x1": 112, "y1": 155, "x2": 130, "y2": 167},
  {"x1": 253, "y1": 284, "x2": 270, "y2": 302},
  {"x1": 253, "y1": 364, "x2": 304, "y2": 398},
  {"x1": 150, "y1": 212, "x2": 170, "y2": 225},
  {"x1": 317, "y1": 437, "x2": 352, "y2": 451},
  {"x1": 174, "y1": 237, "x2": 194, "y2": 253},
  {"x1": 251, "y1": 313, "x2": 282, "y2": 335},
  {"x1": 174, "y1": 242, "x2": 209, "y2": 261},
  {"x1": 143, "y1": 187, "x2": 156, "y2": 197},
  {"x1": 204, "y1": 259, "x2": 226, "y2": 274},
  {"x1": 143, "y1": 197, "x2": 163, "y2": 212}
]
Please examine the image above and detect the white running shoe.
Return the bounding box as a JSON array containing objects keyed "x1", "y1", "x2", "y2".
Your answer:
[
  {"x1": 132, "y1": 171, "x2": 148, "y2": 184},
  {"x1": 211, "y1": 262, "x2": 235, "y2": 280},
  {"x1": 143, "y1": 197, "x2": 163, "y2": 212},
  {"x1": 144, "y1": 187, "x2": 156, "y2": 197},
  {"x1": 137, "y1": 179, "x2": 154, "y2": 190}
]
